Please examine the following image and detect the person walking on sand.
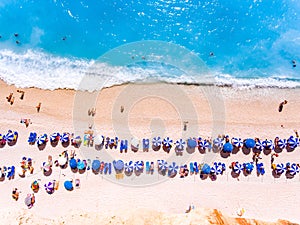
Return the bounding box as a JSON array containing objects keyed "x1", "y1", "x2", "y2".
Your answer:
[
  {"x1": 36, "y1": 102, "x2": 41, "y2": 112},
  {"x1": 278, "y1": 100, "x2": 287, "y2": 112}
]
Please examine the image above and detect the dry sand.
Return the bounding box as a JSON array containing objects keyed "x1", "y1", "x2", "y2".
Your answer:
[{"x1": 0, "y1": 80, "x2": 300, "y2": 224}]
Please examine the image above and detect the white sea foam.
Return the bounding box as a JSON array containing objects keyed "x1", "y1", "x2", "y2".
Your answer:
[{"x1": 0, "y1": 49, "x2": 299, "y2": 91}]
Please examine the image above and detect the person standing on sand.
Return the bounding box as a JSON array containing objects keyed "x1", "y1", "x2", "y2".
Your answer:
[{"x1": 278, "y1": 100, "x2": 287, "y2": 112}]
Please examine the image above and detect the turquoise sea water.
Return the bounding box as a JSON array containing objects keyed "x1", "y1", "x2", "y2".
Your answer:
[{"x1": 0, "y1": 0, "x2": 300, "y2": 90}]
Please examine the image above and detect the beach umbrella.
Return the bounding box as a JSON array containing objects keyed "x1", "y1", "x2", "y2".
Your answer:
[
  {"x1": 201, "y1": 163, "x2": 211, "y2": 174},
  {"x1": 24, "y1": 194, "x2": 32, "y2": 206},
  {"x1": 64, "y1": 180, "x2": 73, "y2": 191},
  {"x1": 31, "y1": 181, "x2": 39, "y2": 191},
  {"x1": 44, "y1": 181, "x2": 54, "y2": 193},
  {"x1": 158, "y1": 160, "x2": 168, "y2": 171},
  {"x1": 232, "y1": 137, "x2": 243, "y2": 148},
  {"x1": 255, "y1": 140, "x2": 264, "y2": 151},
  {"x1": 124, "y1": 161, "x2": 133, "y2": 173},
  {"x1": 77, "y1": 160, "x2": 85, "y2": 170},
  {"x1": 4, "y1": 132, "x2": 14, "y2": 142},
  {"x1": 223, "y1": 142, "x2": 233, "y2": 153},
  {"x1": 244, "y1": 162, "x2": 254, "y2": 173},
  {"x1": 131, "y1": 138, "x2": 139, "y2": 148},
  {"x1": 42, "y1": 162, "x2": 51, "y2": 172},
  {"x1": 60, "y1": 133, "x2": 69, "y2": 143},
  {"x1": 175, "y1": 139, "x2": 185, "y2": 150},
  {"x1": 152, "y1": 137, "x2": 162, "y2": 147},
  {"x1": 94, "y1": 135, "x2": 104, "y2": 145},
  {"x1": 58, "y1": 156, "x2": 67, "y2": 166},
  {"x1": 69, "y1": 158, "x2": 77, "y2": 169},
  {"x1": 277, "y1": 139, "x2": 287, "y2": 149},
  {"x1": 213, "y1": 138, "x2": 224, "y2": 149},
  {"x1": 287, "y1": 136, "x2": 299, "y2": 149},
  {"x1": 199, "y1": 140, "x2": 210, "y2": 150},
  {"x1": 114, "y1": 160, "x2": 124, "y2": 170},
  {"x1": 210, "y1": 163, "x2": 222, "y2": 175},
  {"x1": 187, "y1": 138, "x2": 197, "y2": 148},
  {"x1": 168, "y1": 162, "x2": 179, "y2": 174},
  {"x1": 134, "y1": 161, "x2": 143, "y2": 171},
  {"x1": 92, "y1": 160, "x2": 100, "y2": 171},
  {"x1": 163, "y1": 137, "x2": 173, "y2": 147},
  {"x1": 262, "y1": 140, "x2": 274, "y2": 150},
  {"x1": 276, "y1": 163, "x2": 286, "y2": 174},
  {"x1": 289, "y1": 163, "x2": 300, "y2": 176},
  {"x1": 245, "y1": 139, "x2": 255, "y2": 149},
  {"x1": 37, "y1": 135, "x2": 47, "y2": 145},
  {"x1": 50, "y1": 133, "x2": 60, "y2": 142},
  {"x1": 233, "y1": 163, "x2": 244, "y2": 173}
]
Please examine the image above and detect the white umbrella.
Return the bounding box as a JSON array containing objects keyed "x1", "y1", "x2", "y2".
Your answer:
[
  {"x1": 131, "y1": 138, "x2": 139, "y2": 148},
  {"x1": 58, "y1": 157, "x2": 67, "y2": 166}
]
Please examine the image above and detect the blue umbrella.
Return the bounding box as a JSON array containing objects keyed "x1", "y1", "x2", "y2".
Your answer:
[
  {"x1": 232, "y1": 137, "x2": 243, "y2": 148},
  {"x1": 69, "y1": 158, "x2": 77, "y2": 169},
  {"x1": 4, "y1": 132, "x2": 14, "y2": 142},
  {"x1": 289, "y1": 163, "x2": 300, "y2": 176},
  {"x1": 60, "y1": 133, "x2": 69, "y2": 143},
  {"x1": 233, "y1": 163, "x2": 244, "y2": 173},
  {"x1": 175, "y1": 139, "x2": 185, "y2": 150},
  {"x1": 124, "y1": 161, "x2": 133, "y2": 173},
  {"x1": 201, "y1": 163, "x2": 211, "y2": 174},
  {"x1": 134, "y1": 161, "x2": 143, "y2": 171},
  {"x1": 223, "y1": 142, "x2": 233, "y2": 153},
  {"x1": 213, "y1": 138, "x2": 224, "y2": 149},
  {"x1": 168, "y1": 162, "x2": 179, "y2": 174},
  {"x1": 50, "y1": 132, "x2": 60, "y2": 142},
  {"x1": 255, "y1": 140, "x2": 264, "y2": 151},
  {"x1": 245, "y1": 139, "x2": 255, "y2": 149},
  {"x1": 158, "y1": 160, "x2": 168, "y2": 171},
  {"x1": 210, "y1": 163, "x2": 222, "y2": 175},
  {"x1": 276, "y1": 163, "x2": 286, "y2": 174},
  {"x1": 77, "y1": 160, "x2": 85, "y2": 170},
  {"x1": 152, "y1": 137, "x2": 162, "y2": 147},
  {"x1": 199, "y1": 140, "x2": 210, "y2": 150},
  {"x1": 92, "y1": 160, "x2": 100, "y2": 170},
  {"x1": 187, "y1": 138, "x2": 197, "y2": 148},
  {"x1": 277, "y1": 139, "x2": 287, "y2": 149},
  {"x1": 37, "y1": 134, "x2": 47, "y2": 145},
  {"x1": 64, "y1": 180, "x2": 73, "y2": 191},
  {"x1": 288, "y1": 136, "x2": 299, "y2": 149},
  {"x1": 114, "y1": 160, "x2": 124, "y2": 170},
  {"x1": 262, "y1": 140, "x2": 274, "y2": 150},
  {"x1": 163, "y1": 137, "x2": 173, "y2": 147},
  {"x1": 244, "y1": 162, "x2": 254, "y2": 172}
]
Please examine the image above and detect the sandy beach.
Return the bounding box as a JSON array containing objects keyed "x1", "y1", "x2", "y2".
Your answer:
[{"x1": 0, "y1": 79, "x2": 300, "y2": 225}]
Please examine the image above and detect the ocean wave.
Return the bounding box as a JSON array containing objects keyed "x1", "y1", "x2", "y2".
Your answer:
[{"x1": 0, "y1": 49, "x2": 299, "y2": 91}]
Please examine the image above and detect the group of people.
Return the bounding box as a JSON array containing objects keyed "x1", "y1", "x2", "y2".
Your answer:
[{"x1": 20, "y1": 157, "x2": 34, "y2": 176}]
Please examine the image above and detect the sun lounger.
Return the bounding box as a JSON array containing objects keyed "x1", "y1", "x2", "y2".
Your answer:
[
  {"x1": 146, "y1": 161, "x2": 150, "y2": 174},
  {"x1": 189, "y1": 162, "x2": 194, "y2": 174},
  {"x1": 194, "y1": 162, "x2": 199, "y2": 174},
  {"x1": 143, "y1": 139, "x2": 149, "y2": 152},
  {"x1": 104, "y1": 163, "x2": 111, "y2": 175},
  {"x1": 120, "y1": 140, "x2": 128, "y2": 153}
]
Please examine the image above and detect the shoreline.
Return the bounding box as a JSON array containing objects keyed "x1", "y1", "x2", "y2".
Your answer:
[{"x1": 0, "y1": 79, "x2": 300, "y2": 224}]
